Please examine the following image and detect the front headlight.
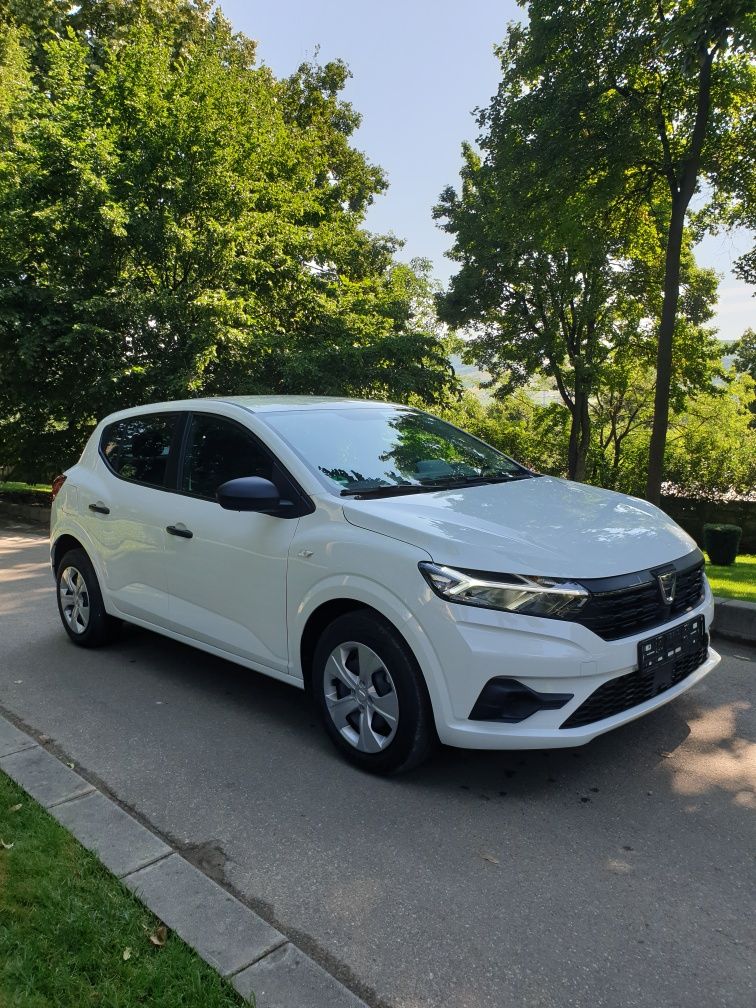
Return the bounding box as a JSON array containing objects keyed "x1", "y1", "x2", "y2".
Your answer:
[{"x1": 418, "y1": 562, "x2": 589, "y2": 619}]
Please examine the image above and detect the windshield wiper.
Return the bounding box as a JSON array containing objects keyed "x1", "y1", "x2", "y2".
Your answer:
[
  {"x1": 340, "y1": 484, "x2": 432, "y2": 499},
  {"x1": 340, "y1": 472, "x2": 535, "y2": 499},
  {"x1": 417, "y1": 473, "x2": 532, "y2": 490}
]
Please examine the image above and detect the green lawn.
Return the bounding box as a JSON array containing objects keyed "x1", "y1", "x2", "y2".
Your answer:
[
  {"x1": 0, "y1": 481, "x2": 51, "y2": 494},
  {"x1": 0, "y1": 773, "x2": 248, "y2": 1008},
  {"x1": 705, "y1": 553, "x2": 756, "y2": 603}
]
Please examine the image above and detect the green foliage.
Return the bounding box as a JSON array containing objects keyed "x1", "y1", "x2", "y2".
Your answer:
[
  {"x1": 703, "y1": 523, "x2": 743, "y2": 566},
  {"x1": 662, "y1": 372, "x2": 756, "y2": 497},
  {"x1": 439, "y1": 0, "x2": 755, "y2": 499},
  {"x1": 0, "y1": 4, "x2": 455, "y2": 478},
  {"x1": 433, "y1": 2, "x2": 738, "y2": 486}
]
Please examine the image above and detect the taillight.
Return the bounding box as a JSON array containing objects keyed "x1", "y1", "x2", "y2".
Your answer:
[{"x1": 51, "y1": 474, "x2": 67, "y2": 502}]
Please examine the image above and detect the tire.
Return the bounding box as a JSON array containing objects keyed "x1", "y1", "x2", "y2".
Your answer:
[
  {"x1": 56, "y1": 548, "x2": 121, "y2": 648},
  {"x1": 313, "y1": 611, "x2": 435, "y2": 774}
]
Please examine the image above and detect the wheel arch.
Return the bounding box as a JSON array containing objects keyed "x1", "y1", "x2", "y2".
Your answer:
[
  {"x1": 52, "y1": 533, "x2": 86, "y2": 573},
  {"x1": 298, "y1": 594, "x2": 444, "y2": 729},
  {"x1": 299, "y1": 598, "x2": 372, "y2": 690}
]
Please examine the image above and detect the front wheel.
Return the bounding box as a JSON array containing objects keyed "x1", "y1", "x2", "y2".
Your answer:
[
  {"x1": 56, "y1": 548, "x2": 121, "y2": 647},
  {"x1": 313, "y1": 611, "x2": 435, "y2": 774}
]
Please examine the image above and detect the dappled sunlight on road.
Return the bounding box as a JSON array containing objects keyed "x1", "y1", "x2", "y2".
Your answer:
[
  {"x1": 663, "y1": 700, "x2": 756, "y2": 809},
  {"x1": 0, "y1": 531, "x2": 52, "y2": 618},
  {"x1": 0, "y1": 559, "x2": 50, "y2": 582}
]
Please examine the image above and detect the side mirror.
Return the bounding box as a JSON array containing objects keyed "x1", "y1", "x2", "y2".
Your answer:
[{"x1": 216, "y1": 476, "x2": 281, "y2": 513}]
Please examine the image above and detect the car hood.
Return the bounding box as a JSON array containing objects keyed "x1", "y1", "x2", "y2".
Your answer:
[{"x1": 341, "y1": 476, "x2": 697, "y2": 579}]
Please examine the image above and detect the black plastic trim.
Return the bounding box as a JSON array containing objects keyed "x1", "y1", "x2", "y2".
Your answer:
[
  {"x1": 469, "y1": 677, "x2": 573, "y2": 723},
  {"x1": 574, "y1": 547, "x2": 704, "y2": 594},
  {"x1": 98, "y1": 408, "x2": 315, "y2": 518},
  {"x1": 175, "y1": 412, "x2": 315, "y2": 519}
]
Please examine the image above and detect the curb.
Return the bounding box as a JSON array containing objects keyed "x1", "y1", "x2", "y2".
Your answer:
[
  {"x1": 0, "y1": 715, "x2": 368, "y2": 1008},
  {"x1": 0, "y1": 500, "x2": 50, "y2": 526},
  {"x1": 713, "y1": 596, "x2": 756, "y2": 645}
]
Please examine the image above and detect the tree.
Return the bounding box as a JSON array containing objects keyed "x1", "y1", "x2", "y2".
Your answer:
[
  {"x1": 589, "y1": 275, "x2": 723, "y2": 493},
  {"x1": 503, "y1": 0, "x2": 754, "y2": 503},
  {"x1": 433, "y1": 13, "x2": 723, "y2": 484},
  {"x1": 434, "y1": 125, "x2": 632, "y2": 482},
  {"x1": 733, "y1": 328, "x2": 756, "y2": 380},
  {"x1": 732, "y1": 327, "x2": 756, "y2": 421},
  {"x1": 0, "y1": 6, "x2": 455, "y2": 477}
]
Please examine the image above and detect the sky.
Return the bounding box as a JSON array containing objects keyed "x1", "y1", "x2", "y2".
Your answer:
[{"x1": 222, "y1": 0, "x2": 754, "y2": 342}]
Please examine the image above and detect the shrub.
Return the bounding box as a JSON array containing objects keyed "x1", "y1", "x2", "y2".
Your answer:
[{"x1": 703, "y1": 524, "x2": 742, "y2": 566}]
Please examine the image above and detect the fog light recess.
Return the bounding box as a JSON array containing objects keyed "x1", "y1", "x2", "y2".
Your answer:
[{"x1": 469, "y1": 677, "x2": 573, "y2": 723}]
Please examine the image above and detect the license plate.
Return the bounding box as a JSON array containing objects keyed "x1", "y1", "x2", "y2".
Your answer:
[{"x1": 638, "y1": 615, "x2": 707, "y2": 692}]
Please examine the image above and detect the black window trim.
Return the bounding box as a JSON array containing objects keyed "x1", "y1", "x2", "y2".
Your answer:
[
  {"x1": 99, "y1": 407, "x2": 314, "y2": 515},
  {"x1": 174, "y1": 410, "x2": 315, "y2": 516},
  {"x1": 99, "y1": 410, "x2": 187, "y2": 494}
]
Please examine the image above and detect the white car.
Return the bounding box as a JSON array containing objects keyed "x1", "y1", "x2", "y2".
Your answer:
[{"x1": 50, "y1": 396, "x2": 720, "y2": 773}]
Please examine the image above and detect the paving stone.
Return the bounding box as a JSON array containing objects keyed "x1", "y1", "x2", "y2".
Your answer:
[
  {"x1": 123, "y1": 854, "x2": 283, "y2": 975},
  {"x1": 50, "y1": 790, "x2": 172, "y2": 877},
  {"x1": 0, "y1": 717, "x2": 37, "y2": 758},
  {"x1": 0, "y1": 745, "x2": 93, "y2": 807},
  {"x1": 232, "y1": 943, "x2": 369, "y2": 1008}
]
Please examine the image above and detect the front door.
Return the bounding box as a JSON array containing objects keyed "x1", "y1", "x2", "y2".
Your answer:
[{"x1": 164, "y1": 412, "x2": 298, "y2": 672}]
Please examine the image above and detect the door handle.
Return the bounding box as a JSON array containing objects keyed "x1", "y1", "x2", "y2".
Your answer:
[
  {"x1": 166, "y1": 524, "x2": 193, "y2": 539},
  {"x1": 88, "y1": 502, "x2": 110, "y2": 515}
]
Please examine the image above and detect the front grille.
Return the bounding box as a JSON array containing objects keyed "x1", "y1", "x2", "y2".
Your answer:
[
  {"x1": 573, "y1": 557, "x2": 705, "y2": 641},
  {"x1": 560, "y1": 644, "x2": 709, "y2": 729}
]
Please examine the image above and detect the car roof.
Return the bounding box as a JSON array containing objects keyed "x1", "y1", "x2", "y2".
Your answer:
[
  {"x1": 217, "y1": 395, "x2": 400, "y2": 413},
  {"x1": 98, "y1": 396, "x2": 411, "y2": 424}
]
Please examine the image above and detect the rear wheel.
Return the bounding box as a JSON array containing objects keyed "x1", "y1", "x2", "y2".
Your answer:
[
  {"x1": 56, "y1": 548, "x2": 121, "y2": 647},
  {"x1": 313, "y1": 611, "x2": 435, "y2": 774}
]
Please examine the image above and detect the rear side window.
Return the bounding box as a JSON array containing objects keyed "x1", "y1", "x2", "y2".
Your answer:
[
  {"x1": 100, "y1": 413, "x2": 179, "y2": 488},
  {"x1": 181, "y1": 414, "x2": 274, "y2": 500}
]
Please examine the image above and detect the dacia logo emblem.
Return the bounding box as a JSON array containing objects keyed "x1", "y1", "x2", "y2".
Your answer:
[{"x1": 657, "y1": 570, "x2": 677, "y2": 605}]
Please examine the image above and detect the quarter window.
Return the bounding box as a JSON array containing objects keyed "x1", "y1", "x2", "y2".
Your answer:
[
  {"x1": 181, "y1": 414, "x2": 274, "y2": 500},
  {"x1": 100, "y1": 413, "x2": 179, "y2": 487}
]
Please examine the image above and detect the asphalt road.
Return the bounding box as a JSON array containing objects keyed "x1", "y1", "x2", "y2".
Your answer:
[{"x1": 1, "y1": 525, "x2": 754, "y2": 1008}]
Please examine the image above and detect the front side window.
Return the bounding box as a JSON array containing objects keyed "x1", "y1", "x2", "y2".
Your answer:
[
  {"x1": 262, "y1": 407, "x2": 530, "y2": 496},
  {"x1": 181, "y1": 414, "x2": 274, "y2": 500},
  {"x1": 100, "y1": 413, "x2": 179, "y2": 487}
]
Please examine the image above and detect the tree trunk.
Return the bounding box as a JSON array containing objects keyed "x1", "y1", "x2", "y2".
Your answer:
[
  {"x1": 645, "y1": 46, "x2": 714, "y2": 504},
  {"x1": 567, "y1": 382, "x2": 591, "y2": 482},
  {"x1": 645, "y1": 198, "x2": 687, "y2": 504}
]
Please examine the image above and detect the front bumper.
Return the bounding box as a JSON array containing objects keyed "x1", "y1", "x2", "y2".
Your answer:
[{"x1": 420, "y1": 583, "x2": 719, "y2": 749}]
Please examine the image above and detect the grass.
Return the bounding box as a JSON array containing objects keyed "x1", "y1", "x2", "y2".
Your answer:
[
  {"x1": 0, "y1": 481, "x2": 51, "y2": 494},
  {"x1": 705, "y1": 553, "x2": 756, "y2": 603},
  {"x1": 0, "y1": 772, "x2": 248, "y2": 1008}
]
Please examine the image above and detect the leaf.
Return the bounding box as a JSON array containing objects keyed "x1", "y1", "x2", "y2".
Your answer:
[
  {"x1": 122, "y1": 948, "x2": 132, "y2": 961},
  {"x1": 480, "y1": 853, "x2": 500, "y2": 865},
  {"x1": 149, "y1": 925, "x2": 168, "y2": 947},
  {"x1": 9, "y1": 804, "x2": 22, "y2": 813},
  {"x1": 1, "y1": 839, "x2": 14, "y2": 850}
]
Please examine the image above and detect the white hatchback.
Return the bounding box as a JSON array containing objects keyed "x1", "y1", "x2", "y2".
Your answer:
[{"x1": 50, "y1": 396, "x2": 720, "y2": 773}]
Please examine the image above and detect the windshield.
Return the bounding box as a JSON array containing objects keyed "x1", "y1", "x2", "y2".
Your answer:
[{"x1": 262, "y1": 407, "x2": 531, "y2": 496}]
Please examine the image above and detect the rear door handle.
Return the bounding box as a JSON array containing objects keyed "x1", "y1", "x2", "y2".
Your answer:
[
  {"x1": 166, "y1": 524, "x2": 193, "y2": 539},
  {"x1": 88, "y1": 502, "x2": 110, "y2": 515}
]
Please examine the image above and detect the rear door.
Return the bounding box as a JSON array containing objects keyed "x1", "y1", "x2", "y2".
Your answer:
[
  {"x1": 162, "y1": 412, "x2": 300, "y2": 672},
  {"x1": 85, "y1": 411, "x2": 183, "y2": 623}
]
